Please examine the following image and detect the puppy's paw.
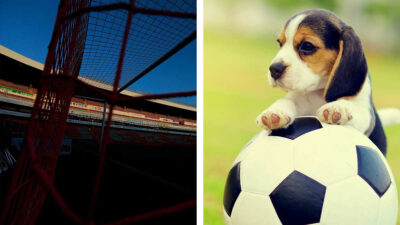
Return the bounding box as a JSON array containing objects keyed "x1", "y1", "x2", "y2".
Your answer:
[
  {"x1": 317, "y1": 102, "x2": 353, "y2": 125},
  {"x1": 256, "y1": 110, "x2": 292, "y2": 130}
]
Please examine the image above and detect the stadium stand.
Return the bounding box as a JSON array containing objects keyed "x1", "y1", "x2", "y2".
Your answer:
[{"x1": 0, "y1": 46, "x2": 196, "y2": 133}]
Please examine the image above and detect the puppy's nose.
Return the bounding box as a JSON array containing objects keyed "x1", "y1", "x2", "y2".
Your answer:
[{"x1": 269, "y1": 63, "x2": 287, "y2": 80}]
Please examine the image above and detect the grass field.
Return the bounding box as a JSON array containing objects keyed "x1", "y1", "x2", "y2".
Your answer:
[{"x1": 204, "y1": 28, "x2": 400, "y2": 225}]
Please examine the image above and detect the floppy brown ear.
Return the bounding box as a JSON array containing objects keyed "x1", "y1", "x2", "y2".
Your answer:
[{"x1": 323, "y1": 26, "x2": 368, "y2": 102}]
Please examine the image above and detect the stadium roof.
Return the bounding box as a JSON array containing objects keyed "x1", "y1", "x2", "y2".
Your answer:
[{"x1": 0, "y1": 44, "x2": 196, "y2": 112}]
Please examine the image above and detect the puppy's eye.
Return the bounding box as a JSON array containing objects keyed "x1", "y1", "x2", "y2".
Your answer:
[
  {"x1": 277, "y1": 39, "x2": 282, "y2": 47},
  {"x1": 298, "y1": 41, "x2": 317, "y2": 55}
]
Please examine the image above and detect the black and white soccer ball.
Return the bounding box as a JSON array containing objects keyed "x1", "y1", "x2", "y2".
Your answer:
[{"x1": 223, "y1": 117, "x2": 398, "y2": 225}]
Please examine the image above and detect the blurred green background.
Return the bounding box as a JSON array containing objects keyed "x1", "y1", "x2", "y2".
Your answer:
[{"x1": 204, "y1": 0, "x2": 400, "y2": 224}]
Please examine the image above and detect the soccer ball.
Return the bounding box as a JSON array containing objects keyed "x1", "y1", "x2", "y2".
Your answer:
[{"x1": 223, "y1": 117, "x2": 398, "y2": 225}]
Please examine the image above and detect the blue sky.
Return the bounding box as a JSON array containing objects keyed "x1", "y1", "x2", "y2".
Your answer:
[{"x1": 0, "y1": 0, "x2": 196, "y2": 105}]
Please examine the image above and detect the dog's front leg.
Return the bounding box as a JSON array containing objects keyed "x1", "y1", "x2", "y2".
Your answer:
[
  {"x1": 317, "y1": 99, "x2": 372, "y2": 134},
  {"x1": 256, "y1": 97, "x2": 297, "y2": 130}
]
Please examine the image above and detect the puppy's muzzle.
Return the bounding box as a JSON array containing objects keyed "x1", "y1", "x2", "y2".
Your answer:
[{"x1": 269, "y1": 63, "x2": 287, "y2": 80}]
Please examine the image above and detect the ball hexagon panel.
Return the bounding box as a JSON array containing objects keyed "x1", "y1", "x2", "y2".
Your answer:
[
  {"x1": 293, "y1": 125, "x2": 360, "y2": 186},
  {"x1": 270, "y1": 117, "x2": 323, "y2": 140},
  {"x1": 269, "y1": 170, "x2": 326, "y2": 225},
  {"x1": 233, "y1": 130, "x2": 266, "y2": 165},
  {"x1": 223, "y1": 162, "x2": 241, "y2": 216},
  {"x1": 240, "y1": 136, "x2": 294, "y2": 195},
  {"x1": 223, "y1": 209, "x2": 232, "y2": 225},
  {"x1": 356, "y1": 145, "x2": 391, "y2": 197},
  {"x1": 231, "y1": 192, "x2": 281, "y2": 225},
  {"x1": 378, "y1": 183, "x2": 398, "y2": 225},
  {"x1": 320, "y1": 176, "x2": 380, "y2": 225}
]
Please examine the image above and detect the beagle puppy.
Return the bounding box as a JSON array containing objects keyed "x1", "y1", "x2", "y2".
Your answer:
[{"x1": 256, "y1": 9, "x2": 388, "y2": 155}]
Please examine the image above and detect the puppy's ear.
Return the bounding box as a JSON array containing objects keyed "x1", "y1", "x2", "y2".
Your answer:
[{"x1": 323, "y1": 26, "x2": 368, "y2": 102}]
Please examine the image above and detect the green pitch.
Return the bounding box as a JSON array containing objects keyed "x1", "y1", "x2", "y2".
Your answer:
[{"x1": 204, "y1": 29, "x2": 400, "y2": 225}]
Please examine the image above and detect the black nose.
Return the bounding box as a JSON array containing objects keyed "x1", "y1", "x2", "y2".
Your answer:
[{"x1": 269, "y1": 63, "x2": 287, "y2": 80}]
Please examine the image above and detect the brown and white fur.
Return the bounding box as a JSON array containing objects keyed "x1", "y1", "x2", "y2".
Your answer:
[{"x1": 256, "y1": 9, "x2": 400, "y2": 155}]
